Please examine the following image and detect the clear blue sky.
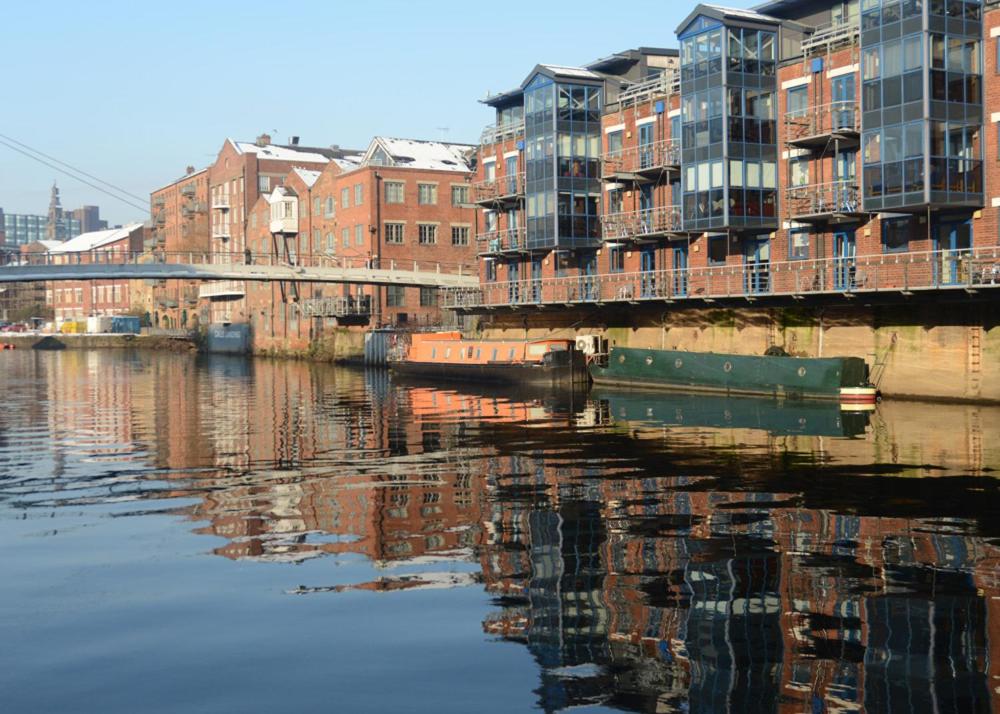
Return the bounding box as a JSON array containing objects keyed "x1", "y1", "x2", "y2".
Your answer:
[{"x1": 0, "y1": 0, "x2": 751, "y2": 226}]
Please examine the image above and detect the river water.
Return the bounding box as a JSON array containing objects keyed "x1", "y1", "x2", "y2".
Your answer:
[{"x1": 0, "y1": 350, "x2": 998, "y2": 713}]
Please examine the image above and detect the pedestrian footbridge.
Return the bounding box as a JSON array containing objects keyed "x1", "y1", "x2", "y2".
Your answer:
[{"x1": 0, "y1": 251, "x2": 478, "y2": 289}]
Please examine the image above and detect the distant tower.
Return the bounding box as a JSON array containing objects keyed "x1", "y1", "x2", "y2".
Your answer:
[{"x1": 46, "y1": 182, "x2": 63, "y2": 241}]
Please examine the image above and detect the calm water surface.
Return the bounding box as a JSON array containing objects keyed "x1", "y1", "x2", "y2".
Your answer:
[{"x1": 1, "y1": 350, "x2": 998, "y2": 713}]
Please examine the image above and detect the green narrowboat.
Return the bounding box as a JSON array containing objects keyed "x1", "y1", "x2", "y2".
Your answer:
[{"x1": 588, "y1": 346, "x2": 877, "y2": 403}]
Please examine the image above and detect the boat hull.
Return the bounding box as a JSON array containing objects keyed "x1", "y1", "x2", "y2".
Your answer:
[
  {"x1": 589, "y1": 347, "x2": 871, "y2": 401},
  {"x1": 391, "y1": 358, "x2": 586, "y2": 388}
]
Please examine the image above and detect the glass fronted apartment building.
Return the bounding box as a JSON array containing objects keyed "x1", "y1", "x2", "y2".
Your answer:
[{"x1": 457, "y1": 0, "x2": 997, "y2": 310}]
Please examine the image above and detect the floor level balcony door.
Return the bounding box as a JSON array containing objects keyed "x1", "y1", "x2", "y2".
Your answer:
[
  {"x1": 743, "y1": 237, "x2": 770, "y2": 295},
  {"x1": 508, "y1": 261, "x2": 520, "y2": 303},
  {"x1": 672, "y1": 244, "x2": 689, "y2": 297},
  {"x1": 640, "y1": 247, "x2": 656, "y2": 297},
  {"x1": 834, "y1": 230, "x2": 857, "y2": 291},
  {"x1": 530, "y1": 257, "x2": 543, "y2": 303},
  {"x1": 638, "y1": 123, "x2": 654, "y2": 170},
  {"x1": 934, "y1": 220, "x2": 972, "y2": 286},
  {"x1": 580, "y1": 252, "x2": 597, "y2": 302}
]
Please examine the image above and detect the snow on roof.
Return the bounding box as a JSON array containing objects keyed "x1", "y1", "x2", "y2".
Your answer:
[
  {"x1": 332, "y1": 155, "x2": 363, "y2": 171},
  {"x1": 702, "y1": 4, "x2": 781, "y2": 22},
  {"x1": 366, "y1": 137, "x2": 475, "y2": 172},
  {"x1": 292, "y1": 168, "x2": 322, "y2": 188},
  {"x1": 231, "y1": 140, "x2": 330, "y2": 164},
  {"x1": 49, "y1": 223, "x2": 143, "y2": 253},
  {"x1": 539, "y1": 64, "x2": 603, "y2": 80}
]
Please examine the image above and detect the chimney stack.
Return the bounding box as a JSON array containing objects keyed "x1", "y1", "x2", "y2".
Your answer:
[
  {"x1": 185, "y1": 165, "x2": 195, "y2": 175},
  {"x1": 289, "y1": 136, "x2": 300, "y2": 146},
  {"x1": 256, "y1": 133, "x2": 272, "y2": 147}
]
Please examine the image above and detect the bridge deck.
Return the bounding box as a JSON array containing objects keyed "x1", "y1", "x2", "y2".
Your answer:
[{"x1": 0, "y1": 251, "x2": 477, "y2": 289}]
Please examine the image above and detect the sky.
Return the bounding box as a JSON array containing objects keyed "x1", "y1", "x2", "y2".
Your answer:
[{"x1": 0, "y1": 0, "x2": 751, "y2": 227}]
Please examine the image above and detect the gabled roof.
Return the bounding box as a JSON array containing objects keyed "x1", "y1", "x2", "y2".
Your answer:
[
  {"x1": 291, "y1": 168, "x2": 322, "y2": 188},
  {"x1": 268, "y1": 185, "x2": 298, "y2": 201},
  {"x1": 519, "y1": 64, "x2": 604, "y2": 90},
  {"x1": 676, "y1": 3, "x2": 784, "y2": 35},
  {"x1": 362, "y1": 137, "x2": 475, "y2": 172},
  {"x1": 230, "y1": 140, "x2": 331, "y2": 164},
  {"x1": 49, "y1": 223, "x2": 143, "y2": 253}
]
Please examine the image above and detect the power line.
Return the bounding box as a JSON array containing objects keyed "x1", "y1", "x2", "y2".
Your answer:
[
  {"x1": 0, "y1": 138, "x2": 149, "y2": 214},
  {"x1": 0, "y1": 131, "x2": 148, "y2": 203}
]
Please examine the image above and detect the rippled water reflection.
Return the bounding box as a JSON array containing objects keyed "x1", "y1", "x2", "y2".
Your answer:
[{"x1": 1, "y1": 350, "x2": 998, "y2": 713}]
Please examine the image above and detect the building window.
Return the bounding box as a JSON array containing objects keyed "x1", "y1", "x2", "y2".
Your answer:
[
  {"x1": 418, "y1": 183, "x2": 438, "y2": 205},
  {"x1": 326, "y1": 232, "x2": 335, "y2": 252},
  {"x1": 385, "y1": 222, "x2": 405, "y2": 244},
  {"x1": 451, "y1": 226, "x2": 469, "y2": 246},
  {"x1": 342, "y1": 228, "x2": 350, "y2": 247},
  {"x1": 325, "y1": 196, "x2": 335, "y2": 217},
  {"x1": 419, "y1": 288, "x2": 437, "y2": 306},
  {"x1": 607, "y1": 129, "x2": 623, "y2": 156},
  {"x1": 451, "y1": 185, "x2": 469, "y2": 206},
  {"x1": 385, "y1": 182, "x2": 404, "y2": 203},
  {"x1": 485, "y1": 260, "x2": 497, "y2": 282},
  {"x1": 341, "y1": 187, "x2": 350, "y2": 208},
  {"x1": 708, "y1": 235, "x2": 727, "y2": 265},
  {"x1": 882, "y1": 217, "x2": 910, "y2": 253},
  {"x1": 355, "y1": 224, "x2": 364, "y2": 245},
  {"x1": 354, "y1": 184, "x2": 363, "y2": 205},
  {"x1": 790, "y1": 158, "x2": 810, "y2": 187},
  {"x1": 386, "y1": 285, "x2": 405, "y2": 307},
  {"x1": 786, "y1": 85, "x2": 809, "y2": 118},
  {"x1": 313, "y1": 197, "x2": 321, "y2": 216},
  {"x1": 789, "y1": 229, "x2": 810, "y2": 260},
  {"x1": 609, "y1": 246, "x2": 624, "y2": 272},
  {"x1": 258, "y1": 176, "x2": 270, "y2": 192},
  {"x1": 418, "y1": 224, "x2": 437, "y2": 244}
]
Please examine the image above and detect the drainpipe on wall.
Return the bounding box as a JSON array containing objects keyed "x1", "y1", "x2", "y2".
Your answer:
[{"x1": 374, "y1": 171, "x2": 382, "y2": 327}]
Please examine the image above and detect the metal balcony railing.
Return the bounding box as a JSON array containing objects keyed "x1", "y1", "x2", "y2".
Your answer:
[
  {"x1": 602, "y1": 139, "x2": 680, "y2": 178},
  {"x1": 211, "y1": 195, "x2": 231, "y2": 210},
  {"x1": 785, "y1": 102, "x2": 859, "y2": 144},
  {"x1": 198, "y1": 280, "x2": 245, "y2": 300},
  {"x1": 616, "y1": 70, "x2": 681, "y2": 109},
  {"x1": 477, "y1": 227, "x2": 527, "y2": 254},
  {"x1": 480, "y1": 120, "x2": 525, "y2": 146},
  {"x1": 600, "y1": 206, "x2": 683, "y2": 240},
  {"x1": 212, "y1": 226, "x2": 231, "y2": 239},
  {"x1": 443, "y1": 246, "x2": 1000, "y2": 309},
  {"x1": 801, "y1": 19, "x2": 860, "y2": 54},
  {"x1": 785, "y1": 181, "x2": 862, "y2": 219},
  {"x1": 473, "y1": 172, "x2": 525, "y2": 204},
  {"x1": 299, "y1": 295, "x2": 372, "y2": 318}
]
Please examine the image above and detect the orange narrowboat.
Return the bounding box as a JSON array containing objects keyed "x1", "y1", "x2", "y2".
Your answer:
[{"x1": 389, "y1": 332, "x2": 589, "y2": 388}]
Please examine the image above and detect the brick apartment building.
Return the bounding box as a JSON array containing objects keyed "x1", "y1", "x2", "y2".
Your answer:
[
  {"x1": 243, "y1": 136, "x2": 476, "y2": 352},
  {"x1": 142, "y1": 167, "x2": 211, "y2": 329},
  {"x1": 201, "y1": 134, "x2": 360, "y2": 327},
  {"x1": 451, "y1": 0, "x2": 999, "y2": 310},
  {"x1": 45, "y1": 223, "x2": 144, "y2": 323}
]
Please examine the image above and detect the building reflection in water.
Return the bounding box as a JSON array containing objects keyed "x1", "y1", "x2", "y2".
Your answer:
[{"x1": 4, "y1": 350, "x2": 997, "y2": 713}]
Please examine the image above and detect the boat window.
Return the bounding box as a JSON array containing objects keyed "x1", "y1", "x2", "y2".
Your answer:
[
  {"x1": 508, "y1": 348, "x2": 516, "y2": 360},
  {"x1": 475, "y1": 348, "x2": 481, "y2": 359},
  {"x1": 431, "y1": 348, "x2": 436, "y2": 359},
  {"x1": 491, "y1": 349, "x2": 498, "y2": 361},
  {"x1": 445, "y1": 348, "x2": 451, "y2": 358},
  {"x1": 527, "y1": 343, "x2": 548, "y2": 357}
]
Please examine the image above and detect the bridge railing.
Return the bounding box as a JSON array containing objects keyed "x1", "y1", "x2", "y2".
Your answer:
[
  {"x1": 443, "y1": 246, "x2": 1000, "y2": 308},
  {"x1": 0, "y1": 250, "x2": 476, "y2": 276}
]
